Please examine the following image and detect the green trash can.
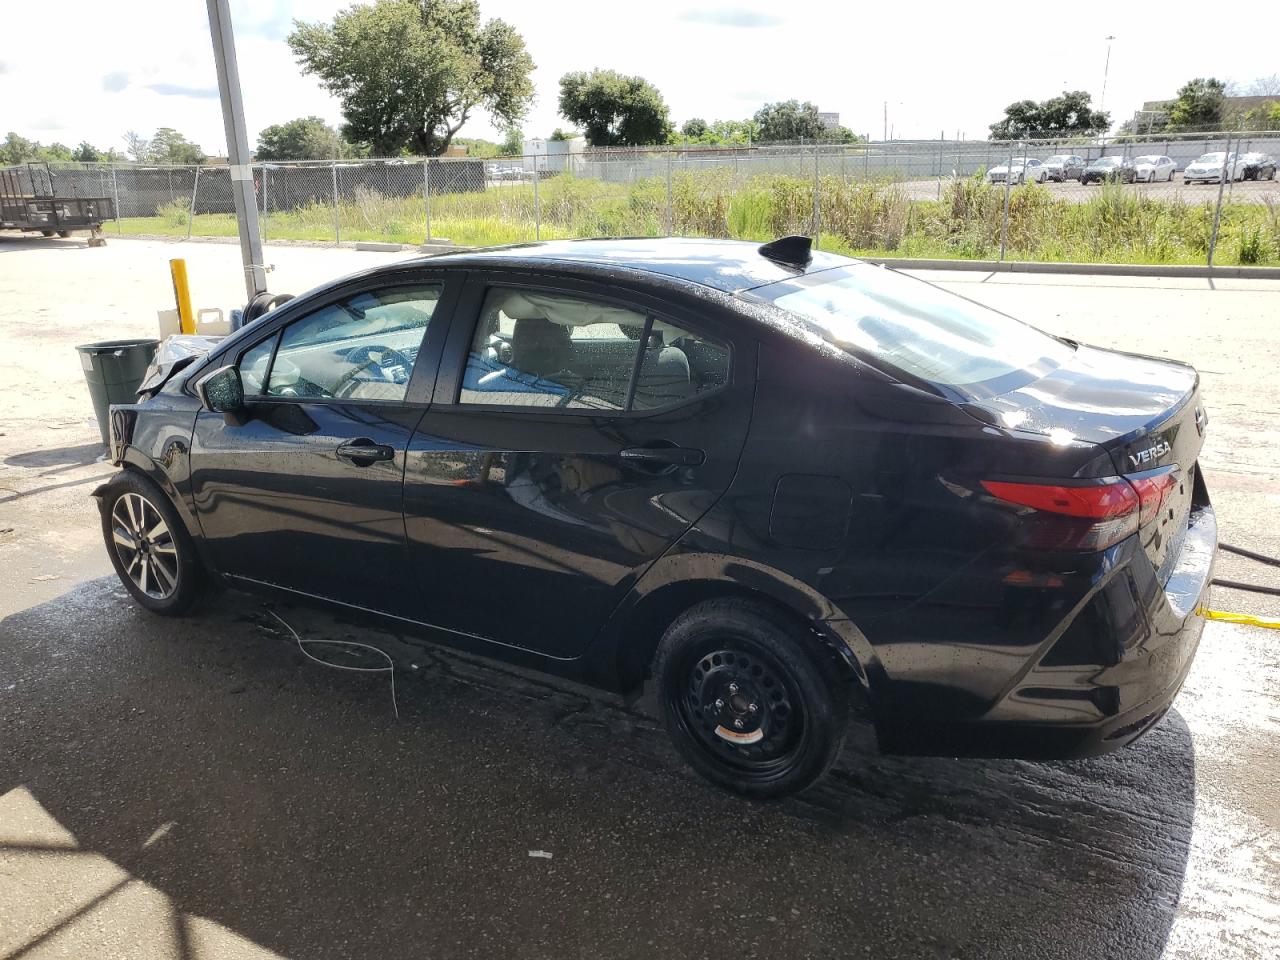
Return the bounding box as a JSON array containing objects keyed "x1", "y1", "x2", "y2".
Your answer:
[{"x1": 76, "y1": 338, "x2": 160, "y2": 444}]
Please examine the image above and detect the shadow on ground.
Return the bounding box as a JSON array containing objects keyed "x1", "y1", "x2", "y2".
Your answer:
[
  {"x1": 1, "y1": 578, "x2": 1195, "y2": 960},
  {"x1": 4, "y1": 442, "x2": 105, "y2": 473}
]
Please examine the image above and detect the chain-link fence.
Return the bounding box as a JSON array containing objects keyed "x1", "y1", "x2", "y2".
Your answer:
[{"x1": 14, "y1": 128, "x2": 1280, "y2": 267}]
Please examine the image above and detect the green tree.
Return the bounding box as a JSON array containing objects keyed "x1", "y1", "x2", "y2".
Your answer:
[
  {"x1": 122, "y1": 130, "x2": 150, "y2": 162},
  {"x1": 72, "y1": 141, "x2": 103, "y2": 162},
  {"x1": 832, "y1": 126, "x2": 864, "y2": 144},
  {"x1": 710, "y1": 119, "x2": 759, "y2": 144},
  {"x1": 500, "y1": 126, "x2": 523, "y2": 155},
  {"x1": 1167, "y1": 78, "x2": 1227, "y2": 131},
  {"x1": 548, "y1": 127, "x2": 575, "y2": 142},
  {"x1": 557, "y1": 69, "x2": 673, "y2": 147},
  {"x1": 256, "y1": 116, "x2": 344, "y2": 160},
  {"x1": 681, "y1": 117, "x2": 709, "y2": 139},
  {"x1": 988, "y1": 91, "x2": 1109, "y2": 140},
  {"x1": 148, "y1": 128, "x2": 205, "y2": 164},
  {"x1": 1, "y1": 132, "x2": 39, "y2": 164},
  {"x1": 753, "y1": 100, "x2": 825, "y2": 142},
  {"x1": 40, "y1": 142, "x2": 73, "y2": 162},
  {"x1": 290, "y1": 0, "x2": 535, "y2": 156}
]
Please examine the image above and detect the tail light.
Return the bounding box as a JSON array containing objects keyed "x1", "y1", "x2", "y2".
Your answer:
[
  {"x1": 1128, "y1": 468, "x2": 1180, "y2": 526},
  {"x1": 981, "y1": 478, "x2": 1139, "y2": 551}
]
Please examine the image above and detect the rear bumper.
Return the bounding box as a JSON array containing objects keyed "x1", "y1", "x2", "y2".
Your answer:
[{"x1": 873, "y1": 501, "x2": 1216, "y2": 759}]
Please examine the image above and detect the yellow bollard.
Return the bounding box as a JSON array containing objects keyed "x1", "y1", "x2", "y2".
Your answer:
[{"x1": 169, "y1": 258, "x2": 195, "y2": 335}]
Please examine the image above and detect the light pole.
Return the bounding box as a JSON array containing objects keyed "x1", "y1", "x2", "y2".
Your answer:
[{"x1": 1100, "y1": 35, "x2": 1116, "y2": 113}]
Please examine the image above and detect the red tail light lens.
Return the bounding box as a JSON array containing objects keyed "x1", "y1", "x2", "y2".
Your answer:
[
  {"x1": 1128, "y1": 468, "x2": 1179, "y2": 526},
  {"x1": 981, "y1": 478, "x2": 1140, "y2": 551}
]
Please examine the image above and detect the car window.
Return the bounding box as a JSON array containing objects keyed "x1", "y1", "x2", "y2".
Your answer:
[
  {"x1": 261, "y1": 284, "x2": 441, "y2": 401},
  {"x1": 748, "y1": 263, "x2": 1073, "y2": 400},
  {"x1": 239, "y1": 335, "x2": 276, "y2": 396},
  {"x1": 460, "y1": 286, "x2": 729, "y2": 412}
]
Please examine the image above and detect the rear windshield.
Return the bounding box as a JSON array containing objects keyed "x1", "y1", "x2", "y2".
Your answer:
[{"x1": 747, "y1": 264, "x2": 1074, "y2": 399}]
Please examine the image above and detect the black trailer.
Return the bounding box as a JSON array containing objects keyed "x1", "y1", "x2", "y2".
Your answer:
[{"x1": 0, "y1": 162, "x2": 115, "y2": 245}]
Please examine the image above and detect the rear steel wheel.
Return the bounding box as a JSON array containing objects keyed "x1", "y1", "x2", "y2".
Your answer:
[{"x1": 655, "y1": 599, "x2": 849, "y2": 798}]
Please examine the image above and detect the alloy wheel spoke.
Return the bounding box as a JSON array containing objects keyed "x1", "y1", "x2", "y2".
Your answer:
[
  {"x1": 112, "y1": 526, "x2": 138, "y2": 551},
  {"x1": 151, "y1": 556, "x2": 176, "y2": 593}
]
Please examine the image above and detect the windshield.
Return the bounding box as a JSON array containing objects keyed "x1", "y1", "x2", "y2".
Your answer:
[
  {"x1": 1135, "y1": 155, "x2": 1160, "y2": 163},
  {"x1": 747, "y1": 264, "x2": 1073, "y2": 399},
  {"x1": 1196, "y1": 153, "x2": 1226, "y2": 163},
  {"x1": 1045, "y1": 156, "x2": 1068, "y2": 163},
  {"x1": 1091, "y1": 157, "x2": 1120, "y2": 166}
]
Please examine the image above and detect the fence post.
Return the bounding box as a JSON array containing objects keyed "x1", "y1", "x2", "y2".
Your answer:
[
  {"x1": 1207, "y1": 131, "x2": 1232, "y2": 268},
  {"x1": 422, "y1": 157, "x2": 432, "y2": 243},
  {"x1": 812, "y1": 144, "x2": 820, "y2": 247},
  {"x1": 331, "y1": 160, "x2": 341, "y2": 245},
  {"x1": 533, "y1": 157, "x2": 540, "y2": 241},
  {"x1": 998, "y1": 141, "x2": 1015, "y2": 262},
  {"x1": 665, "y1": 151, "x2": 673, "y2": 236},
  {"x1": 259, "y1": 165, "x2": 268, "y2": 242},
  {"x1": 110, "y1": 163, "x2": 122, "y2": 235},
  {"x1": 185, "y1": 165, "x2": 200, "y2": 241}
]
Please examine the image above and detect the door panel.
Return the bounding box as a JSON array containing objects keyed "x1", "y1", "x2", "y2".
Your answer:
[{"x1": 402, "y1": 277, "x2": 755, "y2": 660}]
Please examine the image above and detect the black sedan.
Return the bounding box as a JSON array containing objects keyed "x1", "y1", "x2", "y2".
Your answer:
[
  {"x1": 1081, "y1": 156, "x2": 1138, "y2": 184},
  {"x1": 1241, "y1": 152, "x2": 1277, "y2": 181},
  {"x1": 97, "y1": 237, "x2": 1216, "y2": 798}
]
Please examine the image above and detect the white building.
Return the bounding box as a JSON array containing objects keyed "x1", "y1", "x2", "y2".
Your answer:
[
  {"x1": 818, "y1": 112, "x2": 840, "y2": 130},
  {"x1": 522, "y1": 136, "x2": 587, "y2": 173}
]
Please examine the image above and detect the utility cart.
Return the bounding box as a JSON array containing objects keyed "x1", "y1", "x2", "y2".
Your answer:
[{"x1": 0, "y1": 162, "x2": 115, "y2": 245}]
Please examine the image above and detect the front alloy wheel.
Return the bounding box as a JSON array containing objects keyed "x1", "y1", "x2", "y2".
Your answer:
[{"x1": 110, "y1": 492, "x2": 179, "y2": 599}]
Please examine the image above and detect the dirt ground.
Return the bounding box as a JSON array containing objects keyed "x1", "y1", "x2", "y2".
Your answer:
[{"x1": 1, "y1": 234, "x2": 1277, "y2": 959}]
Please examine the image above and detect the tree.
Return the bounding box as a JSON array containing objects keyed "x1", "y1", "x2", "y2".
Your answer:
[
  {"x1": 832, "y1": 126, "x2": 864, "y2": 144},
  {"x1": 41, "y1": 142, "x2": 73, "y2": 162},
  {"x1": 290, "y1": 0, "x2": 535, "y2": 157},
  {"x1": 1, "y1": 132, "x2": 40, "y2": 164},
  {"x1": 710, "y1": 119, "x2": 759, "y2": 144},
  {"x1": 256, "y1": 116, "x2": 344, "y2": 160},
  {"x1": 753, "y1": 100, "x2": 825, "y2": 142},
  {"x1": 1248, "y1": 74, "x2": 1280, "y2": 97},
  {"x1": 500, "y1": 126, "x2": 523, "y2": 156},
  {"x1": 72, "y1": 141, "x2": 103, "y2": 163},
  {"x1": 681, "y1": 117, "x2": 709, "y2": 139},
  {"x1": 558, "y1": 69, "x2": 672, "y2": 147},
  {"x1": 1167, "y1": 78, "x2": 1226, "y2": 131},
  {"x1": 145, "y1": 128, "x2": 205, "y2": 164},
  {"x1": 988, "y1": 91, "x2": 1109, "y2": 140},
  {"x1": 122, "y1": 130, "x2": 150, "y2": 162},
  {"x1": 548, "y1": 127, "x2": 574, "y2": 141}
]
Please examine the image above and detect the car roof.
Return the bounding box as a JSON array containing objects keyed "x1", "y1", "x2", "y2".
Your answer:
[{"x1": 417, "y1": 237, "x2": 856, "y2": 293}]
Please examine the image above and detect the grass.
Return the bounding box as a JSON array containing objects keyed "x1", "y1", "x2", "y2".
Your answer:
[{"x1": 117, "y1": 173, "x2": 1280, "y2": 266}]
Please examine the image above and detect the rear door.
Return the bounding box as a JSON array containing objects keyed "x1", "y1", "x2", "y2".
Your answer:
[
  {"x1": 401, "y1": 272, "x2": 755, "y2": 660},
  {"x1": 190, "y1": 274, "x2": 460, "y2": 617}
]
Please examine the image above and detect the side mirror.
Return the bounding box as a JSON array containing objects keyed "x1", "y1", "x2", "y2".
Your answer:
[{"x1": 195, "y1": 364, "x2": 244, "y2": 415}]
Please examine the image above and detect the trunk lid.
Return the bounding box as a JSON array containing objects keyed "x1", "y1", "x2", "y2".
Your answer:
[{"x1": 964, "y1": 344, "x2": 1206, "y2": 580}]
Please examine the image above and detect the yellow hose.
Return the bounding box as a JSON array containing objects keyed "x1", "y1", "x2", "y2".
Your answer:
[{"x1": 1202, "y1": 609, "x2": 1280, "y2": 630}]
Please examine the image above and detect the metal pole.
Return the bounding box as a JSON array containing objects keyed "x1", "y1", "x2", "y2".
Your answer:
[
  {"x1": 1100, "y1": 35, "x2": 1115, "y2": 112},
  {"x1": 185, "y1": 165, "x2": 200, "y2": 241},
  {"x1": 205, "y1": 0, "x2": 266, "y2": 299},
  {"x1": 533, "y1": 157, "x2": 540, "y2": 241},
  {"x1": 812, "y1": 144, "x2": 820, "y2": 246},
  {"x1": 331, "y1": 160, "x2": 341, "y2": 245},
  {"x1": 1208, "y1": 131, "x2": 1232, "y2": 268},
  {"x1": 110, "y1": 163, "x2": 122, "y2": 235},
  {"x1": 427, "y1": 156, "x2": 437, "y2": 241},
  {"x1": 665, "y1": 151, "x2": 673, "y2": 235},
  {"x1": 999, "y1": 141, "x2": 1015, "y2": 262},
  {"x1": 260, "y1": 164, "x2": 268, "y2": 242}
]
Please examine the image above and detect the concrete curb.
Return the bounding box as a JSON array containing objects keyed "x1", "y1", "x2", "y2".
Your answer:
[{"x1": 860, "y1": 257, "x2": 1280, "y2": 280}]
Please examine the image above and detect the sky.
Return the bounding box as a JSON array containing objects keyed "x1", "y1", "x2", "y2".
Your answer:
[{"x1": 0, "y1": 1, "x2": 1271, "y2": 155}]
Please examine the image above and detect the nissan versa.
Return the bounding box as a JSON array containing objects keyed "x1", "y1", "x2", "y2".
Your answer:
[{"x1": 96, "y1": 237, "x2": 1216, "y2": 797}]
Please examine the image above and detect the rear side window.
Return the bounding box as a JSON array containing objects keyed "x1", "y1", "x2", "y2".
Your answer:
[
  {"x1": 750, "y1": 264, "x2": 1072, "y2": 399},
  {"x1": 460, "y1": 286, "x2": 728, "y2": 411}
]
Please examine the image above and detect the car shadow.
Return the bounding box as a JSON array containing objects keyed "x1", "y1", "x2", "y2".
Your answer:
[
  {"x1": 0, "y1": 234, "x2": 102, "y2": 252},
  {"x1": 4, "y1": 442, "x2": 105, "y2": 474},
  {"x1": 0, "y1": 578, "x2": 1195, "y2": 960}
]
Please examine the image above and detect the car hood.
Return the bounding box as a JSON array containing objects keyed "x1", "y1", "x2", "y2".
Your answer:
[
  {"x1": 137, "y1": 334, "x2": 223, "y2": 396},
  {"x1": 959, "y1": 344, "x2": 1198, "y2": 446}
]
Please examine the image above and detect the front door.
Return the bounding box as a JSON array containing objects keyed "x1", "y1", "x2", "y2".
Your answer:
[
  {"x1": 402, "y1": 275, "x2": 754, "y2": 660},
  {"x1": 190, "y1": 278, "x2": 455, "y2": 617}
]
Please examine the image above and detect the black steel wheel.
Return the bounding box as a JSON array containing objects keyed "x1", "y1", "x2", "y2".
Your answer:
[
  {"x1": 99, "y1": 471, "x2": 205, "y2": 615},
  {"x1": 654, "y1": 599, "x2": 849, "y2": 798}
]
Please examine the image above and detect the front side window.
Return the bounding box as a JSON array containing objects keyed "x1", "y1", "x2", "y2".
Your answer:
[
  {"x1": 748, "y1": 264, "x2": 1073, "y2": 399},
  {"x1": 459, "y1": 286, "x2": 729, "y2": 412},
  {"x1": 241, "y1": 284, "x2": 441, "y2": 402}
]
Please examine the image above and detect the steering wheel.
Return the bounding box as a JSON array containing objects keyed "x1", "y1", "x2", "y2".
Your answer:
[{"x1": 333, "y1": 344, "x2": 414, "y2": 398}]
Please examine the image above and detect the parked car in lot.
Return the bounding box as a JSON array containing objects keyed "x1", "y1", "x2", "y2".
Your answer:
[
  {"x1": 1133, "y1": 155, "x2": 1177, "y2": 183},
  {"x1": 1240, "y1": 152, "x2": 1277, "y2": 181},
  {"x1": 1081, "y1": 156, "x2": 1137, "y2": 184},
  {"x1": 1183, "y1": 152, "x2": 1244, "y2": 184},
  {"x1": 98, "y1": 237, "x2": 1216, "y2": 798},
  {"x1": 1040, "y1": 155, "x2": 1086, "y2": 182},
  {"x1": 986, "y1": 158, "x2": 1047, "y2": 184}
]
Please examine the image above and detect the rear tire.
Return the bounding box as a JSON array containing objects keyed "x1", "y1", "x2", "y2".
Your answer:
[
  {"x1": 654, "y1": 599, "x2": 849, "y2": 799},
  {"x1": 100, "y1": 471, "x2": 205, "y2": 616}
]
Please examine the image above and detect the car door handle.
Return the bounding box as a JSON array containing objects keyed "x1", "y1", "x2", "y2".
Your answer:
[
  {"x1": 620, "y1": 445, "x2": 705, "y2": 467},
  {"x1": 336, "y1": 438, "x2": 396, "y2": 465}
]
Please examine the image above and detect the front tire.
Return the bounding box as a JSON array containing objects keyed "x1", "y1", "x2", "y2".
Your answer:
[
  {"x1": 654, "y1": 599, "x2": 849, "y2": 799},
  {"x1": 100, "y1": 471, "x2": 205, "y2": 615}
]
